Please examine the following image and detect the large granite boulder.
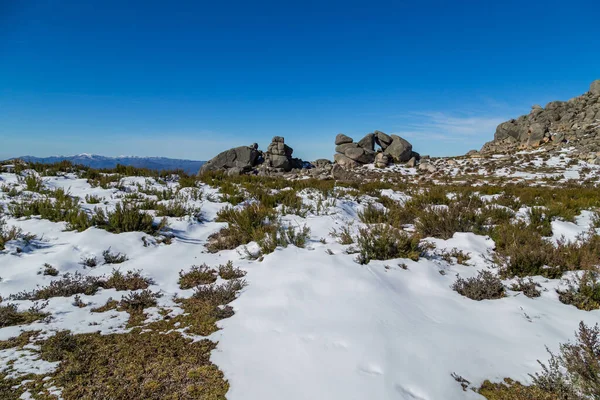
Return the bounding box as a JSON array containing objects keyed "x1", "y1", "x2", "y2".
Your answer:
[
  {"x1": 335, "y1": 133, "x2": 354, "y2": 145},
  {"x1": 333, "y1": 131, "x2": 417, "y2": 168},
  {"x1": 357, "y1": 133, "x2": 375, "y2": 152},
  {"x1": 264, "y1": 136, "x2": 294, "y2": 171},
  {"x1": 383, "y1": 135, "x2": 413, "y2": 162},
  {"x1": 198, "y1": 145, "x2": 260, "y2": 175},
  {"x1": 374, "y1": 130, "x2": 393, "y2": 150}
]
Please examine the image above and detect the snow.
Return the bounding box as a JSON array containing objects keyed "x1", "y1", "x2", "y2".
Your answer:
[{"x1": 2, "y1": 170, "x2": 600, "y2": 399}]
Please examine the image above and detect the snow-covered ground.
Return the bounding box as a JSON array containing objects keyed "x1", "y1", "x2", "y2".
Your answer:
[{"x1": 1, "y1": 167, "x2": 600, "y2": 399}]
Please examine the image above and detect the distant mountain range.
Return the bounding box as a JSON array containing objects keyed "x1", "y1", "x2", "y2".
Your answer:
[{"x1": 10, "y1": 154, "x2": 205, "y2": 174}]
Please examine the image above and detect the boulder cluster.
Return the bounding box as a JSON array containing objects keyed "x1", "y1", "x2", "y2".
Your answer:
[
  {"x1": 198, "y1": 136, "x2": 304, "y2": 176},
  {"x1": 480, "y1": 79, "x2": 600, "y2": 157},
  {"x1": 334, "y1": 130, "x2": 419, "y2": 168},
  {"x1": 261, "y1": 136, "x2": 303, "y2": 172}
]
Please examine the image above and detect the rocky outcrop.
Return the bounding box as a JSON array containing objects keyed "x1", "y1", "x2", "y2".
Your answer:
[
  {"x1": 481, "y1": 80, "x2": 600, "y2": 154},
  {"x1": 198, "y1": 145, "x2": 261, "y2": 175},
  {"x1": 333, "y1": 131, "x2": 418, "y2": 168},
  {"x1": 264, "y1": 136, "x2": 295, "y2": 171},
  {"x1": 384, "y1": 135, "x2": 414, "y2": 163},
  {"x1": 199, "y1": 136, "x2": 307, "y2": 175}
]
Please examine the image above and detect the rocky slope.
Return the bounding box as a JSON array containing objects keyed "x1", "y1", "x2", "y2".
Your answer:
[{"x1": 480, "y1": 80, "x2": 600, "y2": 158}]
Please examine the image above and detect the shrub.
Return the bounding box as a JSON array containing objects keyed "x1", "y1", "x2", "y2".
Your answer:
[
  {"x1": 530, "y1": 321, "x2": 600, "y2": 399},
  {"x1": 510, "y1": 278, "x2": 542, "y2": 298},
  {"x1": 10, "y1": 272, "x2": 105, "y2": 300},
  {"x1": 478, "y1": 378, "x2": 562, "y2": 400},
  {"x1": 41, "y1": 263, "x2": 59, "y2": 276},
  {"x1": 206, "y1": 203, "x2": 277, "y2": 252},
  {"x1": 102, "y1": 248, "x2": 128, "y2": 264},
  {"x1": 218, "y1": 261, "x2": 246, "y2": 280},
  {"x1": 93, "y1": 203, "x2": 167, "y2": 234},
  {"x1": 330, "y1": 225, "x2": 354, "y2": 245},
  {"x1": 440, "y1": 248, "x2": 471, "y2": 265},
  {"x1": 355, "y1": 224, "x2": 424, "y2": 264},
  {"x1": 8, "y1": 189, "x2": 93, "y2": 232},
  {"x1": 24, "y1": 174, "x2": 44, "y2": 192},
  {"x1": 80, "y1": 255, "x2": 99, "y2": 268},
  {"x1": 557, "y1": 271, "x2": 600, "y2": 311},
  {"x1": 85, "y1": 194, "x2": 102, "y2": 204},
  {"x1": 179, "y1": 264, "x2": 218, "y2": 289},
  {"x1": 358, "y1": 204, "x2": 389, "y2": 224},
  {"x1": 527, "y1": 207, "x2": 553, "y2": 236},
  {"x1": 103, "y1": 269, "x2": 154, "y2": 291},
  {"x1": 494, "y1": 224, "x2": 600, "y2": 279},
  {"x1": 452, "y1": 270, "x2": 505, "y2": 301},
  {"x1": 38, "y1": 330, "x2": 228, "y2": 399},
  {"x1": 257, "y1": 224, "x2": 311, "y2": 254},
  {"x1": 492, "y1": 222, "x2": 556, "y2": 278},
  {"x1": 0, "y1": 219, "x2": 35, "y2": 250},
  {"x1": 119, "y1": 290, "x2": 161, "y2": 313},
  {"x1": 415, "y1": 203, "x2": 485, "y2": 240},
  {"x1": 155, "y1": 200, "x2": 200, "y2": 218},
  {"x1": 192, "y1": 279, "x2": 247, "y2": 306},
  {"x1": 0, "y1": 303, "x2": 48, "y2": 328}
]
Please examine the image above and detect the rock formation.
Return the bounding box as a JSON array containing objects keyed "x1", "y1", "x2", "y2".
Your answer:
[
  {"x1": 199, "y1": 136, "x2": 306, "y2": 176},
  {"x1": 198, "y1": 145, "x2": 261, "y2": 175},
  {"x1": 481, "y1": 79, "x2": 600, "y2": 154},
  {"x1": 261, "y1": 136, "x2": 303, "y2": 172},
  {"x1": 333, "y1": 131, "x2": 419, "y2": 168}
]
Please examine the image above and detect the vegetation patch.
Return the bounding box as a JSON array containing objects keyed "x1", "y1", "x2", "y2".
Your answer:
[
  {"x1": 452, "y1": 270, "x2": 505, "y2": 301},
  {"x1": 510, "y1": 278, "x2": 542, "y2": 298},
  {"x1": 36, "y1": 330, "x2": 229, "y2": 400},
  {"x1": 0, "y1": 303, "x2": 49, "y2": 328},
  {"x1": 206, "y1": 203, "x2": 278, "y2": 253},
  {"x1": 179, "y1": 264, "x2": 218, "y2": 289},
  {"x1": 218, "y1": 261, "x2": 246, "y2": 280},
  {"x1": 480, "y1": 321, "x2": 600, "y2": 400},
  {"x1": 103, "y1": 269, "x2": 154, "y2": 291},
  {"x1": 355, "y1": 224, "x2": 425, "y2": 264},
  {"x1": 10, "y1": 272, "x2": 105, "y2": 300},
  {"x1": 557, "y1": 271, "x2": 600, "y2": 311},
  {"x1": 102, "y1": 248, "x2": 128, "y2": 264}
]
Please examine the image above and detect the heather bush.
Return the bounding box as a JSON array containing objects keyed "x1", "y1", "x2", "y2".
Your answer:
[
  {"x1": 557, "y1": 271, "x2": 600, "y2": 311},
  {"x1": 102, "y1": 248, "x2": 128, "y2": 264},
  {"x1": 355, "y1": 224, "x2": 424, "y2": 264},
  {"x1": 103, "y1": 269, "x2": 154, "y2": 291},
  {"x1": 0, "y1": 303, "x2": 48, "y2": 328},
  {"x1": 179, "y1": 264, "x2": 218, "y2": 289},
  {"x1": 11, "y1": 272, "x2": 105, "y2": 300},
  {"x1": 452, "y1": 270, "x2": 505, "y2": 301},
  {"x1": 206, "y1": 203, "x2": 278, "y2": 252},
  {"x1": 218, "y1": 261, "x2": 246, "y2": 280},
  {"x1": 510, "y1": 278, "x2": 542, "y2": 298}
]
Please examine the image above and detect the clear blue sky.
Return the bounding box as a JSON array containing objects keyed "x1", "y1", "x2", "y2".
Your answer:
[{"x1": 1, "y1": 0, "x2": 599, "y2": 161}]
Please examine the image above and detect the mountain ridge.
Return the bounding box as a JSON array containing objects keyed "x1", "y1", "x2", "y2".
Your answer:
[{"x1": 7, "y1": 154, "x2": 205, "y2": 174}]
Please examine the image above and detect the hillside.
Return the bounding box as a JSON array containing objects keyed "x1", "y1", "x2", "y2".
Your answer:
[
  {"x1": 480, "y1": 80, "x2": 600, "y2": 157},
  {"x1": 12, "y1": 154, "x2": 205, "y2": 174},
  {"x1": 1, "y1": 156, "x2": 600, "y2": 399}
]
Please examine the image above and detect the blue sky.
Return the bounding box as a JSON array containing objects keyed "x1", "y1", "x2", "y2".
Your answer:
[{"x1": 1, "y1": 0, "x2": 599, "y2": 161}]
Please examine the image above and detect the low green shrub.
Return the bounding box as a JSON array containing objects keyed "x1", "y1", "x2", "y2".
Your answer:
[
  {"x1": 0, "y1": 303, "x2": 48, "y2": 328},
  {"x1": 452, "y1": 270, "x2": 505, "y2": 301},
  {"x1": 102, "y1": 248, "x2": 128, "y2": 264},
  {"x1": 103, "y1": 269, "x2": 154, "y2": 291},
  {"x1": 355, "y1": 224, "x2": 424, "y2": 264},
  {"x1": 179, "y1": 264, "x2": 218, "y2": 289},
  {"x1": 218, "y1": 261, "x2": 246, "y2": 280},
  {"x1": 557, "y1": 271, "x2": 600, "y2": 311},
  {"x1": 206, "y1": 203, "x2": 277, "y2": 252}
]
